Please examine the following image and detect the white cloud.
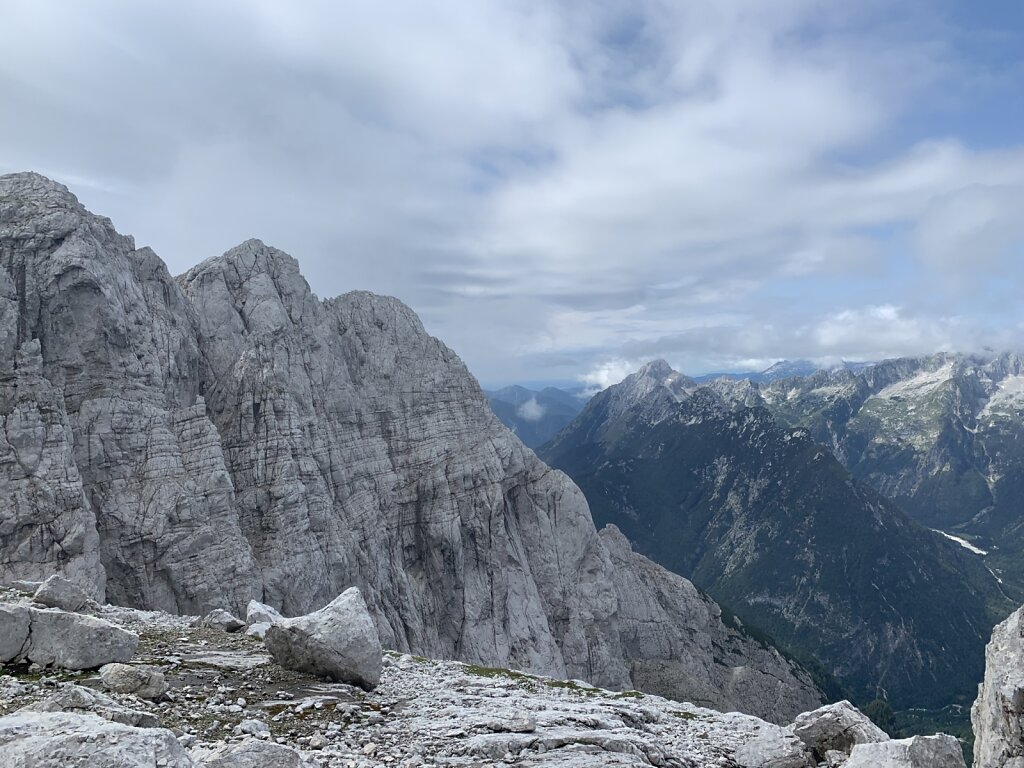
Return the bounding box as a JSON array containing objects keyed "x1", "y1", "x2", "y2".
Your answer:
[
  {"x1": 516, "y1": 397, "x2": 547, "y2": 422},
  {"x1": 2, "y1": 1, "x2": 1024, "y2": 384}
]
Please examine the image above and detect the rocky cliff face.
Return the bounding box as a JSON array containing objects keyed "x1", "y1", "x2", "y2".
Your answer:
[
  {"x1": 0, "y1": 172, "x2": 822, "y2": 722},
  {"x1": 972, "y1": 604, "x2": 1024, "y2": 767},
  {"x1": 600, "y1": 526, "x2": 821, "y2": 720}
]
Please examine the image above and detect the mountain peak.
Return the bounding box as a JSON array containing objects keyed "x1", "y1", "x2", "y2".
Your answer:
[{"x1": 637, "y1": 359, "x2": 676, "y2": 379}]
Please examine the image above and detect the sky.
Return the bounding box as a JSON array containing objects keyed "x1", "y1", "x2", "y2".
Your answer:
[{"x1": 3, "y1": 1, "x2": 1024, "y2": 389}]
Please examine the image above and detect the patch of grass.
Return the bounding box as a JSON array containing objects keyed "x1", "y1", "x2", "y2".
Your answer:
[
  {"x1": 670, "y1": 710, "x2": 700, "y2": 721},
  {"x1": 543, "y1": 679, "x2": 599, "y2": 696},
  {"x1": 612, "y1": 690, "x2": 645, "y2": 699}
]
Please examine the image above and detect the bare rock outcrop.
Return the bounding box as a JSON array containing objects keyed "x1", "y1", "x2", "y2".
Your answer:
[
  {"x1": 973, "y1": 605, "x2": 1024, "y2": 767},
  {"x1": 0, "y1": 172, "x2": 259, "y2": 614},
  {"x1": 0, "y1": 710, "x2": 195, "y2": 767},
  {"x1": 845, "y1": 734, "x2": 966, "y2": 767}
]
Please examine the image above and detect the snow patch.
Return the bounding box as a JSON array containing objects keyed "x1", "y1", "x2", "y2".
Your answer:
[
  {"x1": 932, "y1": 529, "x2": 988, "y2": 555},
  {"x1": 980, "y1": 373, "x2": 1024, "y2": 419}
]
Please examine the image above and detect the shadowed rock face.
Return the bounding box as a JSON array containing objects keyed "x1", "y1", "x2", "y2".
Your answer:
[{"x1": 0, "y1": 172, "x2": 823, "y2": 721}]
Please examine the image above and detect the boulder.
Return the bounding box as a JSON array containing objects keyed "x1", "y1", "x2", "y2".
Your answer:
[
  {"x1": 195, "y1": 738, "x2": 311, "y2": 767},
  {"x1": 0, "y1": 710, "x2": 194, "y2": 767},
  {"x1": 264, "y1": 587, "x2": 382, "y2": 690},
  {"x1": 790, "y1": 700, "x2": 889, "y2": 758},
  {"x1": 33, "y1": 575, "x2": 91, "y2": 613},
  {"x1": 199, "y1": 609, "x2": 245, "y2": 633},
  {"x1": 245, "y1": 622, "x2": 271, "y2": 639},
  {"x1": 845, "y1": 734, "x2": 966, "y2": 768},
  {"x1": 25, "y1": 608, "x2": 138, "y2": 669},
  {"x1": 246, "y1": 600, "x2": 283, "y2": 627},
  {"x1": 731, "y1": 725, "x2": 815, "y2": 768},
  {"x1": 99, "y1": 663, "x2": 169, "y2": 699},
  {"x1": 0, "y1": 604, "x2": 30, "y2": 660},
  {"x1": 0, "y1": 602, "x2": 138, "y2": 669},
  {"x1": 21, "y1": 683, "x2": 159, "y2": 728}
]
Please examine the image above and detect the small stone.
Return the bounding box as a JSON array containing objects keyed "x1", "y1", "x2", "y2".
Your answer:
[{"x1": 100, "y1": 663, "x2": 169, "y2": 700}]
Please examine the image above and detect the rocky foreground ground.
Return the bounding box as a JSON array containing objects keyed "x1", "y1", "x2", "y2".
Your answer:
[{"x1": 0, "y1": 581, "x2": 967, "y2": 767}]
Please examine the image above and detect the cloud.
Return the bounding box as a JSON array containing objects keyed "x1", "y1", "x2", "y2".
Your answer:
[
  {"x1": 2, "y1": 1, "x2": 1024, "y2": 384},
  {"x1": 516, "y1": 397, "x2": 547, "y2": 422}
]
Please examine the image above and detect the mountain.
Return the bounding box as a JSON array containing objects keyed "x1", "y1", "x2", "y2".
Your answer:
[
  {"x1": 0, "y1": 172, "x2": 823, "y2": 722},
  {"x1": 706, "y1": 353, "x2": 1024, "y2": 595},
  {"x1": 540, "y1": 359, "x2": 1012, "y2": 710},
  {"x1": 485, "y1": 384, "x2": 585, "y2": 448},
  {"x1": 693, "y1": 359, "x2": 872, "y2": 385}
]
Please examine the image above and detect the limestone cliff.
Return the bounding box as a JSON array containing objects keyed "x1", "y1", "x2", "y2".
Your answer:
[
  {"x1": 973, "y1": 605, "x2": 1024, "y2": 767},
  {"x1": 0, "y1": 172, "x2": 822, "y2": 721}
]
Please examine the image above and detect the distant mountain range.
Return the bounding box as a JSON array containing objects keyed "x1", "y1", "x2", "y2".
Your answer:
[
  {"x1": 539, "y1": 359, "x2": 1012, "y2": 710},
  {"x1": 485, "y1": 385, "x2": 586, "y2": 448},
  {"x1": 693, "y1": 359, "x2": 874, "y2": 384},
  {"x1": 706, "y1": 353, "x2": 1024, "y2": 597}
]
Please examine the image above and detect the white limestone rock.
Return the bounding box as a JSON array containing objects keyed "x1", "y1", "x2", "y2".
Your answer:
[
  {"x1": 0, "y1": 172, "x2": 259, "y2": 614},
  {"x1": 264, "y1": 587, "x2": 382, "y2": 690},
  {"x1": 20, "y1": 683, "x2": 160, "y2": 727},
  {"x1": 33, "y1": 574, "x2": 91, "y2": 612},
  {"x1": 845, "y1": 734, "x2": 966, "y2": 767},
  {"x1": 0, "y1": 603, "x2": 30, "y2": 660},
  {"x1": 199, "y1": 608, "x2": 244, "y2": 633},
  {"x1": 973, "y1": 605, "x2": 1024, "y2": 767},
  {"x1": 790, "y1": 700, "x2": 889, "y2": 759},
  {"x1": 0, "y1": 601, "x2": 137, "y2": 669},
  {"x1": 246, "y1": 599, "x2": 283, "y2": 627},
  {"x1": 99, "y1": 662, "x2": 169, "y2": 699},
  {"x1": 0, "y1": 710, "x2": 195, "y2": 767},
  {"x1": 195, "y1": 738, "x2": 311, "y2": 767}
]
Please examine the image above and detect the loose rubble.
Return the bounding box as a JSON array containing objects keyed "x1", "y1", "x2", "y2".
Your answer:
[{"x1": 0, "y1": 583, "x2": 968, "y2": 767}]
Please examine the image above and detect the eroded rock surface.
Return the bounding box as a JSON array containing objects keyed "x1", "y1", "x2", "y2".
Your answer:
[
  {"x1": 0, "y1": 710, "x2": 195, "y2": 768},
  {"x1": 973, "y1": 605, "x2": 1024, "y2": 767}
]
